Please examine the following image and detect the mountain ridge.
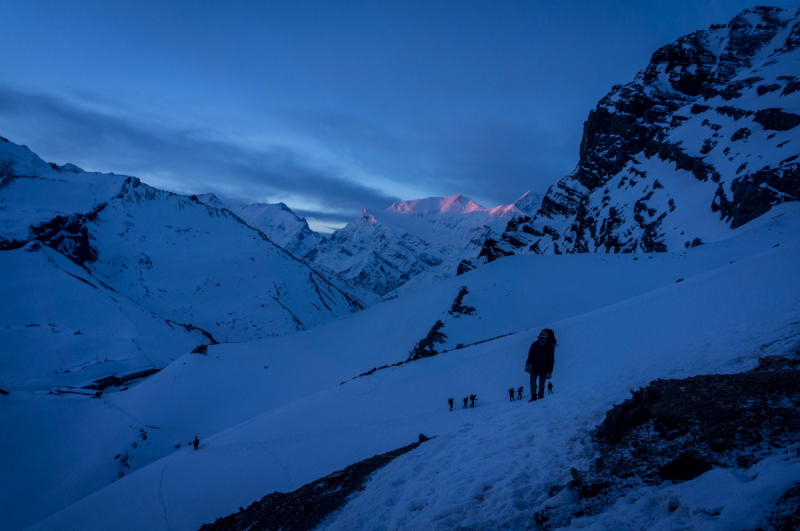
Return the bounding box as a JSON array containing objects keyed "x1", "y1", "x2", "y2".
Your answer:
[{"x1": 464, "y1": 5, "x2": 800, "y2": 271}]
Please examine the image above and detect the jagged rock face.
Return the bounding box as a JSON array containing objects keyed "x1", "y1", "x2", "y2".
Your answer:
[{"x1": 475, "y1": 5, "x2": 800, "y2": 263}]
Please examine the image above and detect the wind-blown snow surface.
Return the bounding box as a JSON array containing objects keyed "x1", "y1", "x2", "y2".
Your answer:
[{"x1": 19, "y1": 204, "x2": 800, "y2": 531}]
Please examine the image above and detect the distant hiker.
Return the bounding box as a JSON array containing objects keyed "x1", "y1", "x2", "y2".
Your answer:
[
  {"x1": 548, "y1": 382, "x2": 553, "y2": 395},
  {"x1": 448, "y1": 398, "x2": 454, "y2": 411},
  {"x1": 463, "y1": 397, "x2": 469, "y2": 409},
  {"x1": 525, "y1": 329, "x2": 555, "y2": 401},
  {"x1": 193, "y1": 436, "x2": 199, "y2": 450},
  {"x1": 508, "y1": 388, "x2": 516, "y2": 401},
  {"x1": 517, "y1": 386, "x2": 524, "y2": 400},
  {"x1": 470, "y1": 394, "x2": 477, "y2": 408}
]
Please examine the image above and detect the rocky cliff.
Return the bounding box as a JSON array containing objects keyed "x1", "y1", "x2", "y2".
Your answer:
[{"x1": 468, "y1": 5, "x2": 800, "y2": 268}]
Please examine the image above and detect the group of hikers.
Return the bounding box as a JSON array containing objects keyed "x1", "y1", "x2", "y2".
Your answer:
[{"x1": 449, "y1": 328, "x2": 557, "y2": 410}]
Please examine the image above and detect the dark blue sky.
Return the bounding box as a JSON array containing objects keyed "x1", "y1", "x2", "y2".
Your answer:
[{"x1": 0, "y1": 0, "x2": 781, "y2": 230}]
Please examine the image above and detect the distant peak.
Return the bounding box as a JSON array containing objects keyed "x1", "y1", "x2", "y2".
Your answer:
[
  {"x1": 195, "y1": 193, "x2": 225, "y2": 208},
  {"x1": 61, "y1": 163, "x2": 85, "y2": 173},
  {"x1": 386, "y1": 194, "x2": 487, "y2": 215},
  {"x1": 355, "y1": 209, "x2": 378, "y2": 226}
]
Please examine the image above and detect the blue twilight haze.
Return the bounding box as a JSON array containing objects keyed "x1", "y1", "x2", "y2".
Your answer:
[{"x1": 0, "y1": 0, "x2": 783, "y2": 231}]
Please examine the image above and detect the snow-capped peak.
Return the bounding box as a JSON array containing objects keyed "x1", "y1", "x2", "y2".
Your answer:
[
  {"x1": 195, "y1": 193, "x2": 225, "y2": 209},
  {"x1": 386, "y1": 194, "x2": 487, "y2": 215},
  {"x1": 356, "y1": 209, "x2": 378, "y2": 225}
]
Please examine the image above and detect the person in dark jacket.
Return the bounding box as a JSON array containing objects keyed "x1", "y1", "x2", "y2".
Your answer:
[{"x1": 525, "y1": 330, "x2": 554, "y2": 401}]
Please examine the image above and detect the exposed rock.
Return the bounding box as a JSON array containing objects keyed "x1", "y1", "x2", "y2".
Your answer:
[
  {"x1": 448, "y1": 286, "x2": 476, "y2": 316},
  {"x1": 408, "y1": 320, "x2": 447, "y2": 360},
  {"x1": 28, "y1": 203, "x2": 107, "y2": 265},
  {"x1": 731, "y1": 127, "x2": 752, "y2": 141},
  {"x1": 767, "y1": 484, "x2": 800, "y2": 531},
  {"x1": 538, "y1": 354, "x2": 800, "y2": 529},
  {"x1": 716, "y1": 162, "x2": 800, "y2": 229},
  {"x1": 754, "y1": 108, "x2": 800, "y2": 131},
  {"x1": 199, "y1": 438, "x2": 431, "y2": 531},
  {"x1": 468, "y1": 6, "x2": 800, "y2": 262},
  {"x1": 658, "y1": 451, "x2": 712, "y2": 481},
  {"x1": 757, "y1": 83, "x2": 782, "y2": 96}
]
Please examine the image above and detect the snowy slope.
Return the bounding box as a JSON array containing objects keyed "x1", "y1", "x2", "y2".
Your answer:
[
  {"x1": 194, "y1": 194, "x2": 325, "y2": 260},
  {"x1": 228, "y1": 202, "x2": 325, "y2": 260},
  {"x1": 0, "y1": 137, "x2": 126, "y2": 244},
  {"x1": 17, "y1": 203, "x2": 800, "y2": 531},
  {"x1": 307, "y1": 193, "x2": 536, "y2": 303},
  {"x1": 194, "y1": 192, "x2": 224, "y2": 209},
  {"x1": 471, "y1": 5, "x2": 800, "y2": 265},
  {"x1": 0, "y1": 138, "x2": 362, "y2": 345},
  {"x1": 84, "y1": 178, "x2": 360, "y2": 342},
  {"x1": 0, "y1": 242, "x2": 206, "y2": 389},
  {"x1": 512, "y1": 190, "x2": 545, "y2": 216}
]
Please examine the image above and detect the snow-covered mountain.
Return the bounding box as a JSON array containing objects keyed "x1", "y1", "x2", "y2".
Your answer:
[
  {"x1": 0, "y1": 240, "x2": 208, "y2": 390},
  {"x1": 194, "y1": 192, "x2": 225, "y2": 209},
  {"x1": 305, "y1": 192, "x2": 539, "y2": 303},
  {"x1": 0, "y1": 137, "x2": 361, "y2": 347},
  {"x1": 196, "y1": 191, "x2": 543, "y2": 304},
  {"x1": 6, "y1": 7, "x2": 800, "y2": 531},
  {"x1": 194, "y1": 194, "x2": 325, "y2": 260},
  {"x1": 231, "y1": 202, "x2": 324, "y2": 259},
  {"x1": 14, "y1": 200, "x2": 800, "y2": 531},
  {"x1": 468, "y1": 5, "x2": 800, "y2": 268}
]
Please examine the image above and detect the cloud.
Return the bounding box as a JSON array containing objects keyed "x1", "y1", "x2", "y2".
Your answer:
[
  {"x1": 0, "y1": 83, "x2": 572, "y2": 226},
  {"x1": 0, "y1": 84, "x2": 401, "y2": 216},
  {"x1": 285, "y1": 108, "x2": 575, "y2": 208},
  {"x1": 429, "y1": 118, "x2": 576, "y2": 205}
]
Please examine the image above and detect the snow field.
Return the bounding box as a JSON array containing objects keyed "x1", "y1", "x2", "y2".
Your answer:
[
  {"x1": 0, "y1": 243, "x2": 201, "y2": 389},
  {"x1": 24, "y1": 206, "x2": 800, "y2": 531},
  {"x1": 319, "y1": 236, "x2": 800, "y2": 530}
]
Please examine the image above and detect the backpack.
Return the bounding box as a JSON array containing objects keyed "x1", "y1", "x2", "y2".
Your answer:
[{"x1": 542, "y1": 328, "x2": 557, "y2": 347}]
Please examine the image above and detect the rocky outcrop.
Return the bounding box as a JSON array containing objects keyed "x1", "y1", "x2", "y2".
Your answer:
[
  {"x1": 28, "y1": 203, "x2": 107, "y2": 265},
  {"x1": 471, "y1": 5, "x2": 800, "y2": 265},
  {"x1": 753, "y1": 108, "x2": 800, "y2": 131},
  {"x1": 199, "y1": 437, "x2": 431, "y2": 531},
  {"x1": 408, "y1": 320, "x2": 447, "y2": 360},
  {"x1": 536, "y1": 354, "x2": 800, "y2": 530}
]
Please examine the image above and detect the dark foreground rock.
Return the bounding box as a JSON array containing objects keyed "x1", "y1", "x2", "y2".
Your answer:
[
  {"x1": 537, "y1": 354, "x2": 800, "y2": 530},
  {"x1": 199, "y1": 435, "x2": 432, "y2": 531}
]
